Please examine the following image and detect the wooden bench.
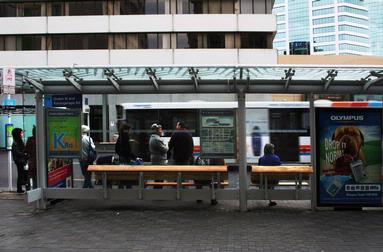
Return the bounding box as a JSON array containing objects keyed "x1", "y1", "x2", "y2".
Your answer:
[
  {"x1": 88, "y1": 165, "x2": 228, "y2": 201},
  {"x1": 250, "y1": 165, "x2": 313, "y2": 200}
]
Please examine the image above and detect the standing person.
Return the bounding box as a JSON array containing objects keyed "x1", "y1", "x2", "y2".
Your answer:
[
  {"x1": 168, "y1": 121, "x2": 194, "y2": 165},
  {"x1": 115, "y1": 122, "x2": 136, "y2": 164},
  {"x1": 149, "y1": 123, "x2": 168, "y2": 165},
  {"x1": 11, "y1": 128, "x2": 28, "y2": 193},
  {"x1": 80, "y1": 125, "x2": 95, "y2": 188},
  {"x1": 25, "y1": 126, "x2": 37, "y2": 189},
  {"x1": 258, "y1": 143, "x2": 281, "y2": 206}
]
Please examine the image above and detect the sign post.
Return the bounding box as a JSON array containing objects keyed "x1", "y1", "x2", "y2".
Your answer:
[{"x1": 1, "y1": 67, "x2": 15, "y2": 191}]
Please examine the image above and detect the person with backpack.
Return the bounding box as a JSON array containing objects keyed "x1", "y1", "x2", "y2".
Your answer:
[{"x1": 80, "y1": 125, "x2": 96, "y2": 188}]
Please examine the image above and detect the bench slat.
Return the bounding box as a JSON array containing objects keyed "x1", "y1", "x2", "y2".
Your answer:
[
  {"x1": 88, "y1": 165, "x2": 227, "y2": 172},
  {"x1": 252, "y1": 165, "x2": 313, "y2": 174}
]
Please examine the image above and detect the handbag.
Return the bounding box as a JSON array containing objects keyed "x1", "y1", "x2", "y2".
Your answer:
[{"x1": 87, "y1": 137, "x2": 97, "y2": 164}]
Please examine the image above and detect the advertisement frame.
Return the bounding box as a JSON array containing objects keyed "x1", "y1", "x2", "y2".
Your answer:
[
  {"x1": 315, "y1": 107, "x2": 382, "y2": 207},
  {"x1": 46, "y1": 108, "x2": 82, "y2": 158},
  {"x1": 199, "y1": 109, "x2": 237, "y2": 158}
]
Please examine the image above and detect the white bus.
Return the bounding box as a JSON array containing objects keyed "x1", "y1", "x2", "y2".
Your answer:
[{"x1": 117, "y1": 101, "x2": 312, "y2": 164}]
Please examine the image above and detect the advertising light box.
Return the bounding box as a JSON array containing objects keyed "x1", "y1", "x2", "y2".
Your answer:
[{"x1": 316, "y1": 108, "x2": 382, "y2": 207}]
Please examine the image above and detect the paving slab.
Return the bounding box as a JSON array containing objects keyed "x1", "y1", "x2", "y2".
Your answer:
[{"x1": 0, "y1": 194, "x2": 383, "y2": 251}]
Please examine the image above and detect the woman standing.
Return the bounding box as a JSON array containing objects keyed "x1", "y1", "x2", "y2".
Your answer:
[
  {"x1": 25, "y1": 126, "x2": 37, "y2": 189},
  {"x1": 11, "y1": 128, "x2": 29, "y2": 193}
]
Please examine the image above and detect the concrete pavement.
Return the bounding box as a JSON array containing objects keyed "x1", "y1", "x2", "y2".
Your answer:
[{"x1": 1, "y1": 194, "x2": 383, "y2": 252}]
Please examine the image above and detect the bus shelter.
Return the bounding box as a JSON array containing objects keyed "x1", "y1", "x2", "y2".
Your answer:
[{"x1": 13, "y1": 65, "x2": 383, "y2": 211}]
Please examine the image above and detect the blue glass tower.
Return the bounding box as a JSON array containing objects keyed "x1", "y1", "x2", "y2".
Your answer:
[{"x1": 273, "y1": 0, "x2": 383, "y2": 56}]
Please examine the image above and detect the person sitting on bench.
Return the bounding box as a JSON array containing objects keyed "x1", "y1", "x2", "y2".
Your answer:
[{"x1": 258, "y1": 143, "x2": 281, "y2": 207}]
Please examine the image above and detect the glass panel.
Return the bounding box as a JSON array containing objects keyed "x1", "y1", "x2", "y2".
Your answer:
[
  {"x1": 22, "y1": 3, "x2": 42, "y2": 16},
  {"x1": 125, "y1": 110, "x2": 158, "y2": 161},
  {"x1": 177, "y1": 33, "x2": 198, "y2": 48},
  {"x1": 51, "y1": 2, "x2": 64, "y2": 16},
  {"x1": 159, "y1": 110, "x2": 198, "y2": 137},
  {"x1": 88, "y1": 34, "x2": 108, "y2": 49},
  {"x1": 69, "y1": 1, "x2": 104, "y2": 15},
  {"x1": 208, "y1": 0, "x2": 220, "y2": 13},
  {"x1": 127, "y1": 34, "x2": 139, "y2": 49},
  {"x1": 190, "y1": 0, "x2": 204, "y2": 14},
  {"x1": 177, "y1": 0, "x2": 189, "y2": 14},
  {"x1": 147, "y1": 33, "x2": 158, "y2": 48},
  {"x1": 253, "y1": 0, "x2": 265, "y2": 14},
  {"x1": 18, "y1": 36, "x2": 43, "y2": 50},
  {"x1": 114, "y1": 34, "x2": 127, "y2": 49},
  {"x1": 221, "y1": 0, "x2": 234, "y2": 14},
  {"x1": 206, "y1": 33, "x2": 225, "y2": 48},
  {"x1": 124, "y1": 0, "x2": 145, "y2": 14},
  {"x1": 240, "y1": 0, "x2": 253, "y2": 14},
  {"x1": 0, "y1": 37, "x2": 5, "y2": 51},
  {"x1": 0, "y1": 3, "x2": 17, "y2": 17},
  {"x1": 145, "y1": 0, "x2": 157, "y2": 14},
  {"x1": 90, "y1": 106, "x2": 103, "y2": 143},
  {"x1": 241, "y1": 32, "x2": 267, "y2": 48}
]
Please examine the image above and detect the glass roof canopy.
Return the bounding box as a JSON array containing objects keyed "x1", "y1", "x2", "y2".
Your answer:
[{"x1": 15, "y1": 65, "x2": 383, "y2": 94}]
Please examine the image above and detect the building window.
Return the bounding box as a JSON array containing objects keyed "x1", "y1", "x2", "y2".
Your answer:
[
  {"x1": 50, "y1": 2, "x2": 65, "y2": 16},
  {"x1": 177, "y1": 33, "x2": 199, "y2": 48},
  {"x1": 118, "y1": 0, "x2": 169, "y2": 14},
  {"x1": 177, "y1": 0, "x2": 235, "y2": 14},
  {"x1": 68, "y1": 1, "x2": 104, "y2": 15},
  {"x1": 51, "y1": 34, "x2": 108, "y2": 50},
  {"x1": 17, "y1": 36, "x2": 44, "y2": 50},
  {"x1": 207, "y1": 33, "x2": 225, "y2": 48},
  {"x1": 240, "y1": 33, "x2": 267, "y2": 48},
  {"x1": 0, "y1": 3, "x2": 17, "y2": 17},
  {"x1": 20, "y1": 2, "x2": 44, "y2": 16}
]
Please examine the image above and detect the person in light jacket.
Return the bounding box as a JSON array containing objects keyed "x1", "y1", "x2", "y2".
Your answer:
[
  {"x1": 149, "y1": 123, "x2": 168, "y2": 165},
  {"x1": 80, "y1": 125, "x2": 95, "y2": 188}
]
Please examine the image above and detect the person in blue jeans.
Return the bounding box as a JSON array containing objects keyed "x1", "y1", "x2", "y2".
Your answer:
[{"x1": 259, "y1": 143, "x2": 281, "y2": 206}]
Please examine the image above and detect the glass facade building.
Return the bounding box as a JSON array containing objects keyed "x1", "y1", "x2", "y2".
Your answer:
[{"x1": 273, "y1": 0, "x2": 383, "y2": 56}]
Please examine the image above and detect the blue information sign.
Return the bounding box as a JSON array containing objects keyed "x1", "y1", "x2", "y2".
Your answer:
[{"x1": 45, "y1": 94, "x2": 82, "y2": 108}]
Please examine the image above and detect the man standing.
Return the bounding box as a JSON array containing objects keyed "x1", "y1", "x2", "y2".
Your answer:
[
  {"x1": 149, "y1": 123, "x2": 168, "y2": 165},
  {"x1": 168, "y1": 121, "x2": 194, "y2": 165}
]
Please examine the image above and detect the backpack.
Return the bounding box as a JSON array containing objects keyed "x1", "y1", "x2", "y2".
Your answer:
[{"x1": 87, "y1": 138, "x2": 97, "y2": 164}]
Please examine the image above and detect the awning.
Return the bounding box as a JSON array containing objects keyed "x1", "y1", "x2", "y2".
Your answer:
[{"x1": 15, "y1": 65, "x2": 383, "y2": 94}]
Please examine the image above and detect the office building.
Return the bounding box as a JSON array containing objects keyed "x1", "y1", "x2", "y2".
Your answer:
[
  {"x1": 273, "y1": 0, "x2": 373, "y2": 56},
  {"x1": 0, "y1": 0, "x2": 278, "y2": 141}
]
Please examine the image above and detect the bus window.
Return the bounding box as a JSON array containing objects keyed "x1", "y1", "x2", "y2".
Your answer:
[
  {"x1": 89, "y1": 105, "x2": 103, "y2": 143},
  {"x1": 269, "y1": 108, "x2": 309, "y2": 162},
  {"x1": 159, "y1": 109, "x2": 199, "y2": 137},
  {"x1": 116, "y1": 105, "x2": 123, "y2": 120}
]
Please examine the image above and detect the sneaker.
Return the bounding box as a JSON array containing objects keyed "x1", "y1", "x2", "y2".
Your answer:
[{"x1": 17, "y1": 190, "x2": 25, "y2": 194}]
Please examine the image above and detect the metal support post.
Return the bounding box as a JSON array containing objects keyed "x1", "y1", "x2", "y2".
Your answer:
[
  {"x1": 7, "y1": 93, "x2": 13, "y2": 191},
  {"x1": 35, "y1": 91, "x2": 47, "y2": 209},
  {"x1": 237, "y1": 88, "x2": 247, "y2": 211},
  {"x1": 309, "y1": 93, "x2": 317, "y2": 210},
  {"x1": 102, "y1": 94, "x2": 109, "y2": 142}
]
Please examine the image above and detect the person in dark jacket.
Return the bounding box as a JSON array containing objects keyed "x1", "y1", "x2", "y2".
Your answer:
[
  {"x1": 115, "y1": 122, "x2": 136, "y2": 164},
  {"x1": 258, "y1": 143, "x2": 281, "y2": 206},
  {"x1": 168, "y1": 121, "x2": 194, "y2": 165},
  {"x1": 25, "y1": 126, "x2": 37, "y2": 189},
  {"x1": 11, "y1": 128, "x2": 29, "y2": 193}
]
